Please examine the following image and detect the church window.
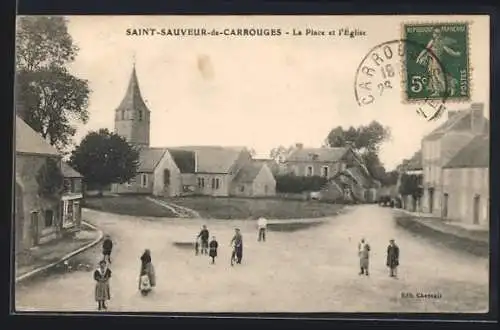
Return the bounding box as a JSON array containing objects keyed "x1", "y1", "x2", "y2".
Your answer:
[{"x1": 138, "y1": 110, "x2": 143, "y2": 121}]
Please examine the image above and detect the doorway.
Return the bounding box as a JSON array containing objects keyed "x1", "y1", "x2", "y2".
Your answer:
[
  {"x1": 442, "y1": 193, "x2": 449, "y2": 218},
  {"x1": 30, "y1": 212, "x2": 39, "y2": 246},
  {"x1": 428, "y1": 188, "x2": 435, "y2": 213},
  {"x1": 473, "y1": 195, "x2": 480, "y2": 225}
]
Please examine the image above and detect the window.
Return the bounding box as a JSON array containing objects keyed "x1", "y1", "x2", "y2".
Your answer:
[
  {"x1": 322, "y1": 166, "x2": 329, "y2": 177},
  {"x1": 121, "y1": 110, "x2": 125, "y2": 120},
  {"x1": 44, "y1": 210, "x2": 54, "y2": 228},
  {"x1": 240, "y1": 186, "x2": 245, "y2": 192},
  {"x1": 264, "y1": 185, "x2": 268, "y2": 194},
  {"x1": 63, "y1": 179, "x2": 71, "y2": 193},
  {"x1": 212, "y1": 178, "x2": 220, "y2": 190},
  {"x1": 138, "y1": 110, "x2": 143, "y2": 121},
  {"x1": 141, "y1": 174, "x2": 148, "y2": 187},
  {"x1": 163, "y1": 169, "x2": 170, "y2": 185},
  {"x1": 306, "y1": 166, "x2": 313, "y2": 177},
  {"x1": 198, "y1": 177, "x2": 205, "y2": 188},
  {"x1": 340, "y1": 163, "x2": 346, "y2": 171}
]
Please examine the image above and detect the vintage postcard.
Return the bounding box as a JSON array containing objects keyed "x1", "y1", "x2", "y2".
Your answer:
[{"x1": 13, "y1": 15, "x2": 490, "y2": 314}]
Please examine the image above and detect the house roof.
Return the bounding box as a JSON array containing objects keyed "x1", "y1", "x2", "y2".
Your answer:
[
  {"x1": 253, "y1": 158, "x2": 279, "y2": 174},
  {"x1": 233, "y1": 162, "x2": 265, "y2": 183},
  {"x1": 116, "y1": 65, "x2": 150, "y2": 114},
  {"x1": 138, "y1": 147, "x2": 168, "y2": 172},
  {"x1": 172, "y1": 146, "x2": 245, "y2": 173},
  {"x1": 15, "y1": 116, "x2": 59, "y2": 156},
  {"x1": 424, "y1": 110, "x2": 489, "y2": 141},
  {"x1": 405, "y1": 150, "x2": 423, "y2": 171},
  {"x1": 285, "y1": 147, "x2": 348, "y2": 163},
  {"x1": 167, "y1": 148, "x2": 196, "y2": 173},
  {"x1": 61, "y1": 162, "x2": 83, "y2": 178},
  {"x1": 444, "y1": 135, "x2": 489, "y2": 169}
]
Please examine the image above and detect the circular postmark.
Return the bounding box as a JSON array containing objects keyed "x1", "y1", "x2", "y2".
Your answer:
[{"x1": 354, "y1": 39, "x2": 450, "y2": 121}]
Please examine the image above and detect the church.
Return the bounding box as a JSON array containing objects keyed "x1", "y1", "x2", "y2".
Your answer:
[{"x1": 110, "y1": 65, "x2": 277, "y2": 198}]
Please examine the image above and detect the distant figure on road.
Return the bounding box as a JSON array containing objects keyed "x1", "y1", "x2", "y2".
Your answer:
[
  {"x1": 102, "y1": 235, "x2": 113, "y2": 264},
  {"x1": 209, "y1": 236, "x2": 219, "y2": 264},
  {"x1": 230, "y1": 228, "x2": 243, "y2": 266},
  {"x1": 198, "y1": 225, "x2": 210, "y2": 255},
  {"x1": 257, "y1": 216, "x2": 268, "y2": 242},
  {"x1": 358, "y1": 238, "x2": 371, "y2": 276},
  {"x1": 386, "y1": 239, "x2": 400, "y2": 278},
  {"x1": 139, "y1": 249, "x2": 156, "y2": 296},
  {"x1": 94, "y1": 259, "x2": 112, "y2": 311}
]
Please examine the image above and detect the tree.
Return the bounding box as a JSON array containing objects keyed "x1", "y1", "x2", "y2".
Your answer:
[
  {"x1": 269, "y1": 145, "x2": 294, "y2": 163},
  {"x1": 326, "y1": 121, "x2": 391, "y2": 153},
  {"x1": 16, "y1": 16, "x2": 90, "y2": 151},
  {"x1": 325, "y1": 121, "x2": 392, "y2": 183},
  {"x1": 68, "y1": 129, "x2": 140, "y2": 196}
]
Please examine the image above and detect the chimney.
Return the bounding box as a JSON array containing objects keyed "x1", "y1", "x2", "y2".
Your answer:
[
  {"x1": 295, "y1": 143, "x2": 303, "y2": 149},
  {"x1": 470, "y1": 103, "x2": 485, "y2": 134}
]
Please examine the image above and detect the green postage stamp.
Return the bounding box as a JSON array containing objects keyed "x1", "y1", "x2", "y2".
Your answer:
[{"x1": 402, "y1": 22, "x2": 470, "y2": 102}]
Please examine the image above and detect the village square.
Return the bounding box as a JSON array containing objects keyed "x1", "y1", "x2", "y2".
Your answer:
[{"x1": 13, "y1": 16, "x2": 490, "y2": 313}]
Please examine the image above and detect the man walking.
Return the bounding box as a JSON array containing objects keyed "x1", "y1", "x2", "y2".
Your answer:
[
  {"x1": 257, "y1": 216, "x2": 267, "y2": 242},
  {"x1": 358, "y1": 238, "x2": 371, "y2": 276},
  {"x1": 197, "y1": 225, "x2": 210, "y2": 255},
  {"x1": 386, "y1": 239, "x2": 400, "y2": 278}
]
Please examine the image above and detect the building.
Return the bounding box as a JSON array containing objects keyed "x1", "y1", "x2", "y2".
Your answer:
[
  {"x1": 397, "y1": 150, "x2": 424, "y2": 211},
  {"x1": 111, "y1": 64, "x2": 276, "y2": 198},
  {"x1": 61, "y1": 162, "x2": 84, "y2": 230},
  {"x1": 231, "y1": 161, "x2": 277, "y2": 197},
  {"x1": 282, "y1": 144, "x2": 376, "y2": 202},
  {"x1": 15, "y1": 116, "x2": 76, "y2": 252},
  {"x1": 442, "y1": 135, "x2": 489, "y2": 226},
  {"x1": 283, "y1": 144, "x2": 353, "y2": 178},
  {"x1": 421, "y1": 103, "x2": 489, "y2": 217}
]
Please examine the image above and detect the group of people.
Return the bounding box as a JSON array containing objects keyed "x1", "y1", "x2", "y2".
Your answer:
[
  {"x1": 93, "y1": 235, "x2": 157, "y2": 311},
  {"x1": 357, "y1": 238, "x2": 400, "y2": 278},
  {"x1": 194, "y1": 217, "x2": 268, "y2": 266},
  {"x1": 92, "y1": 218, "x2": 400, "y2": 311}
]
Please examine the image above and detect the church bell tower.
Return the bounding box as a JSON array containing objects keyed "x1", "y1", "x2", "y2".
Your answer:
[{"x1": 114, "y1": 62, "x2": 151, "y2": 148}]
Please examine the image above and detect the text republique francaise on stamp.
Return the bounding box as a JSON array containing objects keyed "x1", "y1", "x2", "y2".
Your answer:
[{"x1": 354, "y1": 22, "x2": 470, "y2": 121}]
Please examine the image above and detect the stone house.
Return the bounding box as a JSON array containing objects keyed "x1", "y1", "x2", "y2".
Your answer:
[
  {"x1": 111, "y1": 65, "x2": 277, "y2": 198},
  {"x1": 283, "y1": 144, "x2": 353, "y2": 178},
  {"x1": 397, "y1": 150, "x2": 424, "y2": 212},
  {"x1": 61, "y1": 162, "x2": 84, "y2": 230},
  {"x1": 282, "y1": 144, "x2": 376, "y2": 202},
  {"x1": 15, "y1": 116, "x2": 77, "y2": 252},
  {"x1": 442, "y1": 135, "x2": 489, "y2": 227},
  {"x1": 230, "y1": 160, "x2": 277, "y2": 197},
  {"x1": 421, "y1": 103, "x2": 488, "y2": 217}
]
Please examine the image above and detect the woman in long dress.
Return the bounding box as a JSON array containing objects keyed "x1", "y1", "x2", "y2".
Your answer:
[
  {"x1": 94, "y1": 260, "x2": 112, "y2": 310},
  {"x1": 139, "y1": 249, "x2": 156, "y2": 296}
]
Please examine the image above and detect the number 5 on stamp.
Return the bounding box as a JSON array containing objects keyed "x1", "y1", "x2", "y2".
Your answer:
[{"x1": 403, "y1": 22, "x2": 470, "y2": 102}]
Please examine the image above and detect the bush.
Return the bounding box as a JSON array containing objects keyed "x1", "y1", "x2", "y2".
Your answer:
[{"x1": 276, "y1": 174, "x2": 328, "y2": 194}]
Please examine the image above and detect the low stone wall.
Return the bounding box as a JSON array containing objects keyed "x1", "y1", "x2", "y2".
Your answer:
[{"x1": 395, "y1": 216, "x2": 489, "y2": 257}]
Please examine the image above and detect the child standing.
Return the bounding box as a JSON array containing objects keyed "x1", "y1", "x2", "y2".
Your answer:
[
  {"x1": 102, "y1": 235, "x2": 113, "y2": 264},
  {"x1": 209, "y1": 236, "x2": 218, "y2": 264}
]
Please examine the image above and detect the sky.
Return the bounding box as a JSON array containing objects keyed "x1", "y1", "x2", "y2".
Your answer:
[{"x1": 63, "y1": 15, "x2": 489, "y2": 170}]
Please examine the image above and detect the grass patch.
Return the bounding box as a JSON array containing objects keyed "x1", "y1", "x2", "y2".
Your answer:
[
  {"x1": 395, "y1": 216, "x2": 489, "y2": 257},
  {"x1": 82, "y1": 195, "x2": 178, "y2": 218},
  {"x1": 163, "y1": 196, "x2": 343, "y2": 219}
]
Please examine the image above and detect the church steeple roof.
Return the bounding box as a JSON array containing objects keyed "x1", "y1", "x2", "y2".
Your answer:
[{"x1": 116, "y1": 64, "x2": 149, "y2": 113}]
